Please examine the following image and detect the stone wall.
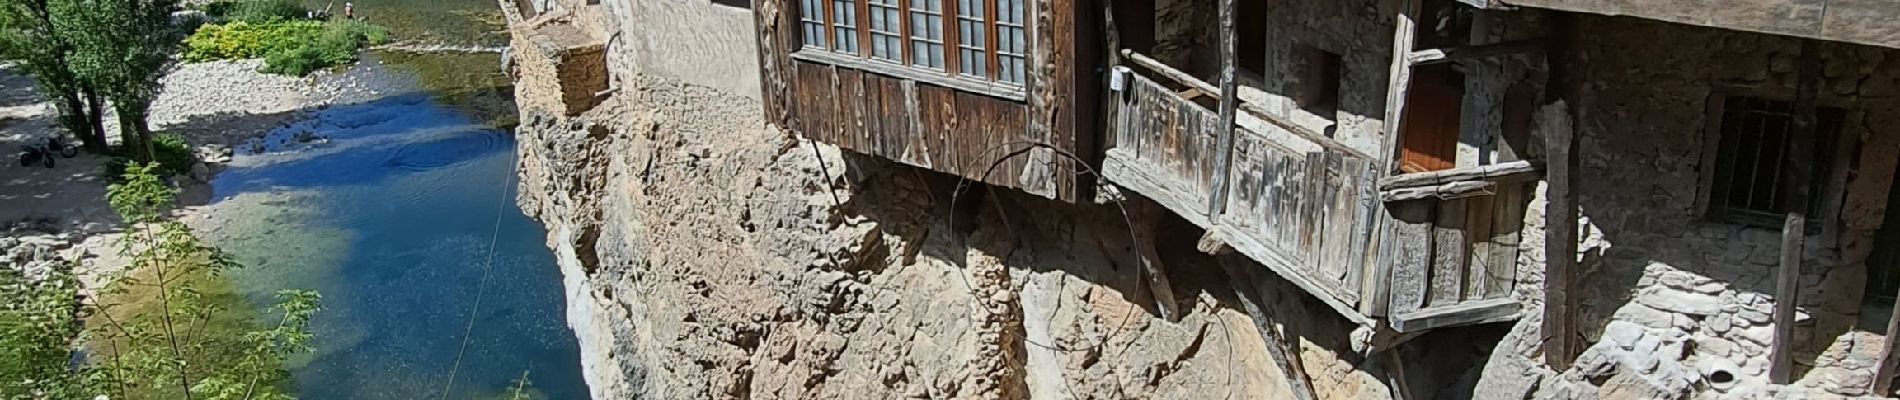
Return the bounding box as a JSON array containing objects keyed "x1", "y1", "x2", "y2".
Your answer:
[
  {"x1": 1477, "y1": 13, "x2": 1900, "y2": 399},
  {"x1": 1234, "y1": 0, "x2": 1396, "y2": 155}
]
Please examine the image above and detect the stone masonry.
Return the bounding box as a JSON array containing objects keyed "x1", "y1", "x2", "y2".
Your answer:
[{"x1": 1476, "y1": 12, "x2": 1900, "y2": 399}]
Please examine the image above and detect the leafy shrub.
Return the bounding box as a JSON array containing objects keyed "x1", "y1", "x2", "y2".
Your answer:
[
  {"x1": 103, "y1": 133, "x2": 197, "y2": 181},
  {"x1": 183, "y1": 19, "x2": 389, "y2": 75}
]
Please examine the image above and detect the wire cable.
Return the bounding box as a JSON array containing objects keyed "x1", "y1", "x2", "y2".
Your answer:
[{"x1": 439, "y1": 139, "x2": 520, "y2": 399}]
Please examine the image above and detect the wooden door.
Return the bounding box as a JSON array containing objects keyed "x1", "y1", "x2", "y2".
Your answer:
[{"x1": 1398, "y1": 64, "x2": 1463, "y2": 173}]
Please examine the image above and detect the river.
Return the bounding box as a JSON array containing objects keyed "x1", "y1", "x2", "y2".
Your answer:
[{"x1": 198, "y1": 2, "x2": 590, "y2": 398}]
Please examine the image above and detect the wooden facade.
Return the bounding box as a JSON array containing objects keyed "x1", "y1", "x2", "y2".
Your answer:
[
  {"x1": 750, "y1": 0, "x2": 1100, "y2": 201},
  {"x1": 750, "y1": 0, "x2": 1542, "y2": 332}
]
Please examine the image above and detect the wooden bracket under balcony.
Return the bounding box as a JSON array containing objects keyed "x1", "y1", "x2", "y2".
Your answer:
[{"x1": 1377, "y1": 160, "x2": 1541, "y2": 202}]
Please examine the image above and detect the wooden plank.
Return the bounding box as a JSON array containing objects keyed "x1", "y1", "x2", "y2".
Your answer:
[
  {"x1": 1215, "y1": 256, "x2": 1319, "y2": 400},
  {"x1": 1465, "y1": 193, "x2": 1496, "y2": 300},
  {"x1": 1379, "y1": 0, "x2": 1421, "y2": 175},
  {"x1": 1206, "y1": 0, "x2": 1239, "y2": 217},
  {"x1": 1771, "y1": 39, "x2": 1820, "y2": 385},
  {"x1": 1102, "y1": 149, "x2": 1212, "y2": 227},
  {"x1": 1119, "y1": 49, "x2": 1368, "y2": 160},
  {"x1": 1377, "y1": 160, "x2": 1540, "y2": 189},
  {"x1": 1543, "y1": 100, "x2": 1579, "y2": 370},
  {"x1": 1405, "y1": 39, "x2": 1544, "y2": 66},
  {"x1": 1134, "y1": 200, "x2": 1184, "y2": 322},
  {"x1": 751, "y1": 0, "x2": 794, "y2": 127},
  {"x1": 1430, "y1": 199, "x2": 1469, "y2": 307},
  {"x1": 1380, "y1": 180, "x2": 1496, "y2": 202},
  {"x1": 1390, "y1": 298, "x2": 1521, "y2": 332},
  {"x1": 1221, "y1": 224, "x2": 1375, "y2": 326},
  {"x1": 1389, "y1": 201, "x2": 1434, "y2": 316},
  {"x1": 1873, "y1": 282, "x2": 1900, "y2": 394},
  {"x1": 1771, "y1": 213, "x2": 1804, "y2": 384},
  {"x1": 1486, "y1": 182, "x2": 1526, "y2": 300},
  {"x1": 791, "y1": 51, "x2": 1028, "y2": 100}
]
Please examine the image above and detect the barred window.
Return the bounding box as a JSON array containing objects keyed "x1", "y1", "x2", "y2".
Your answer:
[
  {"x1": 909, "y1": 0, "x2": 945, "y2": 69},
  {"x1": 868, "y1": 0, "x2": 902, "y2": 61},
  {"x1": 799, "y1": 0, "x2": 826, "y2": 49},
  {"x1": 1704, "y1": 96, "x2": 1844, "y2": 228}
]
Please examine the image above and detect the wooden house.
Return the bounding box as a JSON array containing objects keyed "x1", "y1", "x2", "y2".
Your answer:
[{"x1": 745, "y1": 0, "x2": 1547, "y2": 333}]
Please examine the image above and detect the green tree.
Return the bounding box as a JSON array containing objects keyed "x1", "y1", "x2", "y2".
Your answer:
[
  {"x1": 0, "y1": 163, "x2": 324, "y2": 400},
  {"x1": 50, "y1": 0, "x2": 181, "y2": 162},
  {"x1": 0, "y1": 0, "x2": 109, "y2": 152}
]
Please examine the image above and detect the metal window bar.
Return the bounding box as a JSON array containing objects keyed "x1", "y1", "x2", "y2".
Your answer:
[
  {"x1": 908, "y1": 0, "x2": 945, "y2": 69},
  {"x1": 832, "y1": 0, "x2": 859, "y2": 54},
  {"x1": 800, "y1": 0, "x2": 826, "y2": 49},
  {"x1": 1708, "y1": 96, "x2": 1840, "y2": 228},
  {"x1": 869, "y1": 0, "x2": 902, "y2": 61},
  {"x1": 995, "y1": 0, "x2": 1025, "y2": 84},
  {"x1": 954, "y1": 0, "x2": 986, "y2": 77}
]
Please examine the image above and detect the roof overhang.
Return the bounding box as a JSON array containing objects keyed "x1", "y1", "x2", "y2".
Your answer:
[{"x1": 1477, "y1": 0, "x2": 1900, "y2": 50}]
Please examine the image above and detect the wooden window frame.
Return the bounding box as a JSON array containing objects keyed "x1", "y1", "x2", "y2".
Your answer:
[
  {"x1": 1693, "y1": 87, "x2": 1856, "y2": 233},
  {"x1": 789, "y1": 0, "x2": 1029, "y2": 99}
]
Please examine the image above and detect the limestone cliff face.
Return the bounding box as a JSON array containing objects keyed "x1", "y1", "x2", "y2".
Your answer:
[{"x1": 510, "y1": 74, "x2": 1347, "y2": 399}]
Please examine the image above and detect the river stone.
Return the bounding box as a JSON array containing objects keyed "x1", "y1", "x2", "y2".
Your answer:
[{"x1": 1637, "y1": 288, "x2": 1723, "y2": 316}]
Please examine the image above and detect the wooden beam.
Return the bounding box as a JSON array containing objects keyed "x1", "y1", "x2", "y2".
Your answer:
[
  {"x1": 1540, "y1": 14, "x2": 1580, "y2": 371},
  {"x1": 1378, "y1": 160, "x2": 1540, "y2": 190},
  {"x1": 1206, "y1": 0, "x2": 1238, "y2": 217},
  {"x1": 1390, "y1": 298, "x2": 1522, "y2": 332},
  {"x1": 1216, "y1": 256, "x2": 1319, "y2": 400},
  {"x1": 1405, "y1": 39, "x2": 1544, "y2": 66},
  {"x1": 1771, "y1": 213, "x2": 1805, "y2": 384},
  {"x1": 1119, "y1": 49, "x2": 1370, "y2": 160},
  {"x1": 1873, "y1": 283, "x2": 1900, "y2": 394},
  {"x1": 1771, "y1": 39, "x2": 1820, "y2": 385},
  {"x1": 1132, "y1": 200, "x2": 1183, "y2": 322},
  {"x1": 1381, "y1": 180, "x2": 1495, "y2": 203}
]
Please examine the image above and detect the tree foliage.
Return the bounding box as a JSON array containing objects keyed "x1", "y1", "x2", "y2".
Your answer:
[
  {"x1": 0, "y1": 163, "x2": 323, "y2": 400},
  {"x1": 0, "y1": 0, "x2": 108, "y2": 151},
  {"x1": 49, "y1": 0, "x2": 183, "y2": 161}
]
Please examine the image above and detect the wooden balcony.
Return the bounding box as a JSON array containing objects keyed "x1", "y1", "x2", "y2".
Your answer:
[{"x1": 1103, "y1": 53, "x2": 1532, "y2": 331}]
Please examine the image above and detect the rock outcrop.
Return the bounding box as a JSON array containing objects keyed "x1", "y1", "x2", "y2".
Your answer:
[{"x1": 510, "y1": 73, "x2": 1349, "y2": 398}]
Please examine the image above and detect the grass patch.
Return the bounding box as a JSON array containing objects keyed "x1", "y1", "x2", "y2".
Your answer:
[
  {"x1": 103, "y1": 133, "x2": 197, "y2": 181},
  {"x1": 184, "y1": 19, "x2": 390, "y2": 76},
  {"x1": 203, "y1": 0, "x2": 308, "y2": 23}
]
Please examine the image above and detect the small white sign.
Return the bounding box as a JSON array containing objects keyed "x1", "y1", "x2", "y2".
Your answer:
[{"x1": 1110, "y1": 66, "x2": 1128, "y2": 92}]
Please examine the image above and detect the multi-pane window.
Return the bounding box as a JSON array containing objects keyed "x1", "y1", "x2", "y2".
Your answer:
[
  {"x1": 795, "y1": 0, "x2": 1024, "y2": 88},
  {"x1": 994, "y1": 0, "x2": 1024, "y2": 84},
  {"x1": 799, "y1": 0, "x2": 825, "y2": 49},
  {"x1": 954, "y1": 0, "x2": 985, "y2": 77},
  {"x1": 868, "y1": 0, "x2": 902, "y2": 61},
  {"x1": 1704, "y1": 96, "x2": 1844, "y2": 227},
  {"x1": 831, "y1": 0, "x2": 859, "y2": 54},
  {"x1": 909, "y1": 0, "x2": 945, "y2": 69}
]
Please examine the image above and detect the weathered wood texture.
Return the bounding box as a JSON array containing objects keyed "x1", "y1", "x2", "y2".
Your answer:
[
  {"x1": 754, "y1": 0, "x2": 1097, "y2": 202},
  {"x1": 784, "y1": 60, "x2": 1060, "y2": 198},
  {"x1": 1384, "y1": 182, "x2": 1531, "y2": 331},
  {"x1": 1499, "y1": 0, "x2": 1900, "y2": 50},
  {"x1": 1771, "y1": 213, "x2": 1803, "y2": 384},
  {"x1": 1106, "y1": 71, "x2": 1382, "y2": 318}
]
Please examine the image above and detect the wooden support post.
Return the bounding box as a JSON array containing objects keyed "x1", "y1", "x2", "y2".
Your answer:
[
  {"x1": 1216, "y1": 256, "x2": 1318, "y2": 400},
  {"x1": 1539, "y1": 13, "x2": 1579, "y2": 371},
  {"x1": 1771, "y1": 214, "x2": 1804, "y2": 384},
  {"x1": 1873, "y1": 283, "x2": 1900, "y2": 394},
  {"x1": 1133, "y1": 201, "x2": 1183, "y2": 322},
  {"x1": 1205, "y1": 0, "x2": 1239, "y2": 218},
  {"x1": 1770, "y1": 39, "x2": 1820, "y2": 385}
]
